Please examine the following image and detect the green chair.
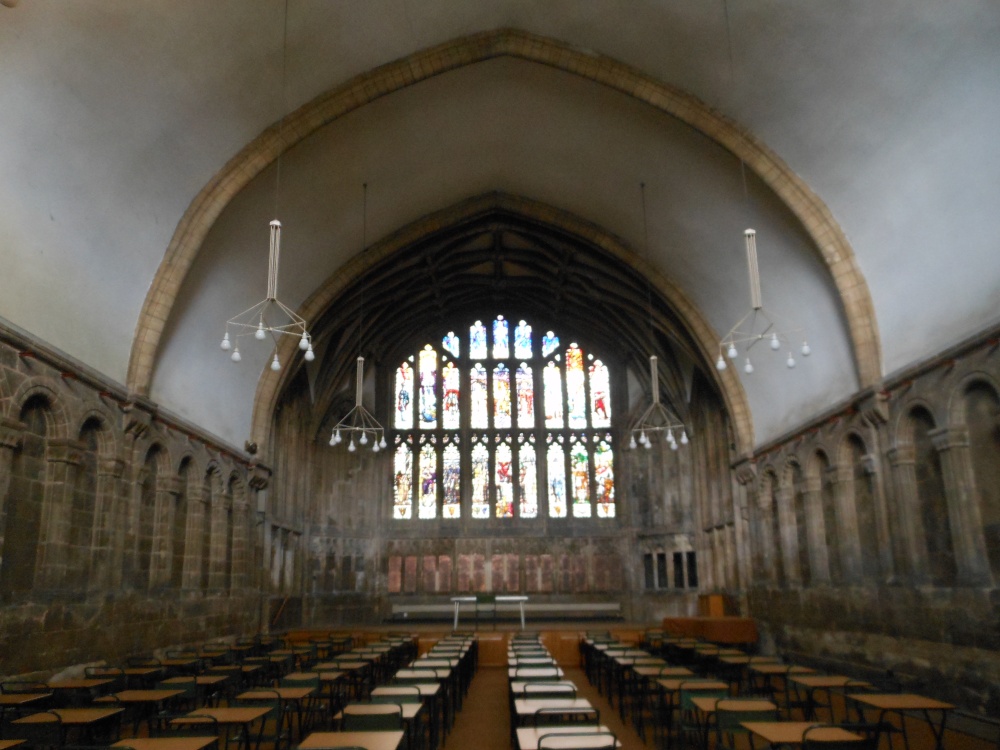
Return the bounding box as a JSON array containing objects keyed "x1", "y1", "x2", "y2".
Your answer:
[{"x1": 341, "y1": 703, "x2": 403, "y2": 732}]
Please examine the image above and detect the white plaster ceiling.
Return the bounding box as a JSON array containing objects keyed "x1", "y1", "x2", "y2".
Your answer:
[{"x1": 1, "y1": 1, "x2": 998, "y2": 449}]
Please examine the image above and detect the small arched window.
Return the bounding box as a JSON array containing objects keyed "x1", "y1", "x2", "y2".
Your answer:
[{"x1": 392, "y1": 316, "x2": 615, "y2": 520}]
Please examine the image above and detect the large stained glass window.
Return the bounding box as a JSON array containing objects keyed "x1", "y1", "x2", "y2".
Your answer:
[{"x1": 391, "y1": 317, "x2": 616, "y2": 520}]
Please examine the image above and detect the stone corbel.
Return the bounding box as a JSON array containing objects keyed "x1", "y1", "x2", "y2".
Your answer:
[
  {"x1": 887, "y1": 442, "x2": 915, "y2": 466},
  {"x1": 857, "y1": 389, "x2": 890, "y2": 428},
  {"x1": 157, "y1": 475, "x2": 184, "y2": 496},
  {"x1": 98, "y1": 456, "x2": 127, "y2": 478},
  {"x1": 122, "y1": 394, "x2": 156, "y2": 441},
  {"x1": 733, "y1": 459, "x2": 757, "y2": 486},
  {"x1": 929, "y1": 426, "x2": 969, "y2": 452},
  {"x1": 46, "y1": 438, "x2": 85, "y2": 465},
  {"x1": 0, "y1": 416, "x2": 25, "y2": 451},
  {"x1": 248, "y1": 462, "x2": 272, "y2": 491},
  {"x1": 860, "y1": 454, "x2": 879, "y2": 476}
]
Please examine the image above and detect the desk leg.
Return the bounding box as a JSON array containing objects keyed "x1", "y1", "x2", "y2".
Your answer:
[
  {"x1": 519, "y1": 601, "x2": 525, "y2": 631},
  {"x1": 453, "y1": 601, "x2": 459, "y2": 631}
]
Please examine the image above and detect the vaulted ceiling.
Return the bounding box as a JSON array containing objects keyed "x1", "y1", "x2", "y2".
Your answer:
[{"x1": 1, "y1": 2, "x2": 997, "y2": 453}]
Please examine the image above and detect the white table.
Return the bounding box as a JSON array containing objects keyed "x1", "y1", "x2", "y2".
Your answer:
[{"x1": 450, "y1": 595, "x2": 528, "y2": 629}]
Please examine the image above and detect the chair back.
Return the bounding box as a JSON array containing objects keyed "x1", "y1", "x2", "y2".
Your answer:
[
  {"x1": 371, "y1": 686, "x2": 421, "y2": 704},
  {"x1": 523, "y1": 682, "x2": 576, "y2": 701},
  {"x1": 392, "y1": 669, "x2": 438, "y2": 685},
  {"x1": 537, "y1": 730, "x2": 617, "y2": 749},
  {"x1": 533, "y1": 707, "x2": 599, "y2": 727},
  {"x1": 678, "y1": 681, "x2": 729, "y2": 712},
  {"x1": 516, "y1": 666, "x2": 562, "y2": 682},
  {"x1": 341, "y1": 703, "x2": 403, "y2": 731}
]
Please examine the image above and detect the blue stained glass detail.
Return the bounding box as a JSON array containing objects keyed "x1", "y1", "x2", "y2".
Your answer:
[
  {"x1": 442, "y1": 331, "x2": 460, "y2": 357},
  {"x1": 493, "y1": 316, "x2": 509, "y2": 359},
  {"x1": 514, "y1": 320, "x2": 532, "y2": 359},
  {"x1": 470, "y1": 321, "x2": 487, "y2": 359},
  {"x1": 542, "y1": 331, "x2": 560, "y2": 357}
]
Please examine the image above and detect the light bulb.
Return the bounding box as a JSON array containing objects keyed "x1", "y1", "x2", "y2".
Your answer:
[
  {"x1": 298, "y1": 333, "x2": 310, "y2": 350},
  {"x1": 329, "y1": 433, "x2": 337, "y2": 446},
  {"x1": 221, "y1": 332, "x2": 232, "y2": 351},
  {"x1": 359, "y1": 432, "x2": 368, "y2": 445},
  {"x1": 304, "y1": 346, "x2": 315, "y2": 362},
  {"x1": 716, "y1": 355, "x2": 727, "y2": 371},
  {"x1": 333, "y1": 430, "x2": 342, "y2": 445},
  {"x1": 770, "y1": 333, "x2": 780, "y2": 351},
  {"x1": 347, "y1": 439, "x2": 356, "y2": 453},
  {"x1": 255, "y1": 322, "x2": 266, "y2": 340},
  {"x1": 644, "y1": 437, "x2": 652, "y2": 450},
  {"x1": 670, "y1": 440, "x2": 679, "y2": 451},
  {"x1": 727, "y1": 344, "x2": 738, "y2": 359},
  {"x1": 379, "y1": 436, "x2": 387, "y2": 449},
  {"x1": 231, "y1": 347, "x2": 241, "y2": 363},
  {"x1": 666, "y1": 429, "x2": 674, "y2": 444},
  {"x1": 786, "y1": 353, "x2": 796, "y2": 368},
  {"x1": 372, "y1": 442, "x2": 380, "y2": 453},
  {"x1": 744, "y1": 358, "x2": 754, "y2": 374},
  {"x1": 801, "y1": 340, "x2": 811, "y2": 357},
  {"x1": 680, "y1": 431, "x2": 689, "y2": 445},
  {"x1": 629, "y1": 434, "x2": 637, "y2": 450},
  {"x1": 639, "y1": 431, "x2": 647, "y2": 446},
  {"x1": 270, "y1": 354, "x2": 281, "y2": 371}
]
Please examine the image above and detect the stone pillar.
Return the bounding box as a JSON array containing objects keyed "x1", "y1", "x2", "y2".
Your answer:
[
  {"x1": 831, "y1": 463, "x2": 863, "y2": 583},
  {"x1": 860, "y1": 392, "x2": 896, "y2": 582},
  {"x1": 92, "y1": 456, "x2": 127, "y2": 590},
  {"x1": 754, "y1": 480, "x2": 777, "y2": 583},
  {"x1": 37, "y1": 438, "x2": 84, "y2": 589},
  {"x1": 930, "y1": 427, "x2": 994, "y2": 586},
  {"x1": 887, "y1": 443, "x2": 929, "y2": 584},
  {"x1": 209, "y1": 490, "x2": 227, "y2": 591},
  {"x1": 0, "y1": 417, "x2": 25, "y2": 556},
  {"x1": 231, "y1": 499, "x2": 250, "y2": 592},
  {"x1": 733, "y1": 460, "x2": 756, "y2": 588},
  {"x1": 776, "y1": 476, "x2": 801, "y2": 585},
  {"x1": 150, "y1": 474, "x2": 182, "y2": 589},
  {"x1": 801, "y1": 476, "x2": 831, "y2": 584},
  {"x1": 183, "y1": 482, "x2": 207, "y2": 590}
]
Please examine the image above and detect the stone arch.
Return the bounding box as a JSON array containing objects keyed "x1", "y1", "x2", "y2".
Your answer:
[
  {"x1": 6, "y1": 379, "x2": 70, "y2": 441},
  {"x1": 72, "y1": 406, "x2": 122, "y2": 460},
  {"x1": 135, "y1": 442, "x2": 165, "y2": 589},
  {"x1": 129, "y1": 28, "x2": 881, "y2": 443},
  {"x1": 906, "y1": 404, "x2": 955, "y2": 586},
  {"x1": 809, "y1": 447, "x2": 840, "y2": 583},
  {"x1": 955, "y1": 376, "x2": 1000, "y2": 579},
  {"x1": 755, "y1": 466, "x2": 783, "y2": 585},
  {"x1": 783, "y1": 456, "x2": 811, "y2": 586},
  {"x1": 170, "y1": 455, "x2": 194, "y2": 589},
  {"x1": 843, "y1": 431, "x2": 879, "y2": 580}
]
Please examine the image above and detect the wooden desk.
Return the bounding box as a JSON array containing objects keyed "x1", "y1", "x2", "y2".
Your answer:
[
  {"x1": 848, "y1": 693, "x2": 954, "y2": 750},
  {"x1": 299, "y1": 730, "x2": 405, "y2": 750},
  {"x1": 516, "y1": 725, "x2": 620, "y2": 749},
  {"x1": 508, "y1": 667, "x2": 565, "y2": 680},
  {"x1": 177, "y1": 707, "x2": 270, "y2": 750},
  {"x1": 113, "y1": 737, "x2": 217, "y2": 750},
  {"x1": 0, "y1": 741, "x2": 25, "y2": 750},
  {"x1": 14, "y1": 707, "x2": 124, "y2": 745},
  {"x1": 743, "y1": 721, "x2": 863, "y2": 747},
  {"x1": 512, "y1": 698, "x2": 595, "y2": 725},
  {"x1": 787, "y1": 675, "x2": 869, "y2": 721}
]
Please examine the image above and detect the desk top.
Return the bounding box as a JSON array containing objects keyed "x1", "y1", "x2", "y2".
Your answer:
[
  {"x1": 299, "y1": 730, "x2": 405, "y2": 750},
  {"x1": 46, "y1": 679, "x2": 113, "y2": 690},
  {"x1": 513, "y1": 698, "x2": 594, "y2": 716},
  {"x1": 179, "y1": 707, "x2": 271, "y2": 724},
  {"x1": 0, "y1": 741, "x2": 25, "y2": 750},
  {"x1": 634, "y1": 666, "x2": 693, "y2": 678},
  {"x1": 372, "y1": 685, "x2": 441, "y2": 698},
  {"x1": 285, "y1": 671, "x2": 345, "y2": 683},
  {"x1": 0, "y1": 693, "x2": 50, "y2": 706},
  {"x1": 508, "y1": 667, "x2": 565, "y2": 679},
  {"x1": 237, "y1": 688, "x2": 314, "y2": 701},
  {"x1": 690, "y1": 697, "x2": 776, "y2": 715},
  {"x1": 656, "y1": 679, "x2": 728, "y2": 692},
  {"x1": 749, "y1": 664, "x2": 815, "y2": 676},
  {"x1": 14, "y1": 708, "x2": 124, "y2": 725},
  {"x1": 789, "y1": 675, "x2": 868, "y2": 689},
  {"x1": 743, "y1": 722, "x2": 864, "y2": 745},
  {"x1": 337, "y1": 702, "x2": 422, "y2": 720},
  {"x1": 112, "y1": 738, "x2": 217, "y2": 750},
  {"x1": 510, "y1": 681, "x2": 577, "y2": 696},
  {"x1": 848, "y1": 693, "x2": 955, "y2": 711},
  {"x1": 102, "y1": 690, "x2": 184, "y2": 703},
  {"x1": 163, "y1": 676, "x2": 229, "y2": 687},
  {"x1": 516, "y1": 725, "x2": 619, "y2": 750}
]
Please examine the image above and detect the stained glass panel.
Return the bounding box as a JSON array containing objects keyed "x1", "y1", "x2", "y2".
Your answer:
[
  {"x1": 419, "y1": 346, "x2": 437, "y2": 429},
  {"x1": 470, "y1": 363, "x2": 488, "y2": 429},
  {"x1": 515, "y1": 363, "x2": 534, "y2": 427},
  {"x1": 571, "y1": 440, "x2": 591, "y2": 518},
  {"x1": 493, "y1": 363, "x2": 511, "y2": 428},
  {"x1": 442, "y1": 330, "x2": 460, "y2": 357},
  {"x1": 547, "y1": 439, "x2": 567, "y2": 518},
  {"x1": 393, "y1": 440, "x2": 412, "y2": 520},
  {"x1": 471, "y1": 441, "x2": 490, "y2": 519},
  {"x1": 394, "y1": 362, "x2": 413, "y2": 429},
  {"x1": 594, "y1": 438, "x2": 615, "y2": 518},
  {"x1": 493, "y1": 316, "x2": 509, "y2": 359},
  {"x1": 542, "y1": 331, "x2": 560, "y2": 357},
  {"x1": 589, "y1": 359, "x2": 611, "y2": 428},
  {"x1": 442, "y1": 362, "x2": 461, "y2": 429},
  {"x1": 518, "y1": 438, "x2": 537, "y2": 519},
  {"x1": 566, "y1": 344, "x2": 587, "y2": 428},
  {"x1": 495, "y1": 440, "x2": 513, "y2": 518},
  {"x1": 469, "y1": 320, "x2": 487, "y2": 360},
  {"x1": 443, "y1": 442, "x2": 461, "y2": 519},
  {"x1": 418, "y1": 441, "x2": 437, "y2": 519},
  {"x1": 514, "y1": 320, "x2": 532, "y2": 359},
  {"x1": 544, "y1": 361, "x2": 564, "y2": 428}
]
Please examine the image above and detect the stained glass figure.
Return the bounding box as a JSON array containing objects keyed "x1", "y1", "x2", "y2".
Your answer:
[
  {"x1": 443, "y1": 442, "x2": 461, "y2": 519},
  {"x1": 518, "y1": 437, "x2": 538, "y2": 519},
  {"x1": 493, "y1": 363, "x2": 511, "y2": 428},
  {"x1": 471, "y1": 440, "x2": 490, "y2": 519},
  {"x1": 542, "y1": 330, "x2": 560, "y2": 357},
  {"x1": 470, "y1": 363, "x2": 488, "y2": 428},
  {"x1": 493, "y1": 315, "x2": 509, "y2": 359},
  {"x1": 515, "y1": 363, "x2": 534, "y2": 427},
  {"x1": 442, "y1": 361, "x2": 461, "y2": 429},
  {"x1": 442, "y1": 330, "x2": 460, "y2": 357},
  {"x1": 469, "y1": 320, "x2": 487, "y2": 360},
  {"x1": 495, "y1": 440, "x2": 513, "y2": 518},
  {"x1": 419, "y1": 345, "x2": 437, "y2": 428},
  {"x1": 393, "y1": 440, "x2": 413, "y2": 520},
  {"x1": 514, "y1": 320, "x2": 532, "y2": 359},
  {"x1": 547, "y1": 438, "x2": 567, "y2": 518},
  {"x1": 544, "y1": 361, "x2": 564, "y2": 428},
  {"x1": 571, "y1": 439, "x2": 591, "y2": 518},
  {"x1": 594, "y1": 437, "x2": 615, "y2": 518},
  {"x1": 566, "y1": 344, "x2": 587, "y2": 428},
  {"x1": 418, "y1": 441, "x2": 437, "y2": 519},
  {"x1": 589, "y1": 359, "x2": 611, "y2": 428},
  {"x1": 394, "y1": 362, "x2": 413, "y2": 429}
]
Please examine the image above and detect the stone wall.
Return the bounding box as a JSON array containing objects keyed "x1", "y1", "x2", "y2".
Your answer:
[{"x1": 738, "y1": 324, "x2": 1000, "y2": 715}]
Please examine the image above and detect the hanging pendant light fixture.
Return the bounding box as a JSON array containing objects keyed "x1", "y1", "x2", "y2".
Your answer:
[
  {"x1": 628, "y1": 182, "x2": 689, "y2": 451},
  {"x1": 329, "y1": 183, "x2": 386, "y2": 454},
  {"x1": 220, "y1": 0, "x2": 313, "y2": 369}
]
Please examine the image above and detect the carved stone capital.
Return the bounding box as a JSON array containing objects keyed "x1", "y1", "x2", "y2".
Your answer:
[
  {"x1": 46, "y1": 438, "x2": 85, "y2": 465},
  {"x1": 122, "y1": 395, "x2": 156, "y2": 441},
  {"x1": 248, "y1": 462, "x2": 271, "y2": 491},
  {"x1": 860, "y1": 454, "x2": 879, "y2": 476},
  {"x1": 97, "y1": 457, "x2": 127, "y2": 478},
  {"x1": 857, "y1": 389, "x2": 890, "y2": 427},
  {"x1": 157, "y1": 475, "x2": 184, "y2": 496},
  {"x1": 733, "y1": 459, "x2": 757, "y2": 487},
  {"x1": 0, "y1": 416, "x2": 25, "y2": 450},
  {"x1": 929, "y1": 426, "x2": 968, "y2": 452},
  {"x1": 887, "y1": 443, "x2": 915, "y2": 466}
]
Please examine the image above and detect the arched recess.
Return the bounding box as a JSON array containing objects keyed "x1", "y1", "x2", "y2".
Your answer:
[
  {"x1": 128, "y1": 28, "x2": 881, "y2": 420},
  {"x1": 252, "y1": 193, "x2": 751, "y2": 456}
]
